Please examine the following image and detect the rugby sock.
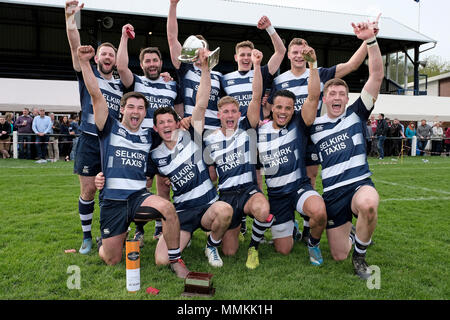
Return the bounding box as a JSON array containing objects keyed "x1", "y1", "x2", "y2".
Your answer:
[
  {"x1": 78, "y1": 197, "x2": 94, "y2": 240},
  {"x1": 354, "y1": 235, "x2": 371, "y2": 256},
  {"x1": 308, "y1": 235, "x2": 320, "y2": 248},
  {"x1": 302, "y1": 219, "x2": 310, "y2": 236},
  {"x1": 207, "y1": 234, "x2": 222, "y2": 248},
  {"x1": 249, "y1": 214, "x2": 274, "y2": 250},
  {"x1": 168, "y1": 248, "x2": 181, "y2": 263}
]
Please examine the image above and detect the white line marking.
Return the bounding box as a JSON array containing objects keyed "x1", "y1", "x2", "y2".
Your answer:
[
  {"x1": 381, "y1": 196, "x2": 450, "y2": 202},
  {"x1": 373, "y1": 179, "x2": 450, "y2": 195}
]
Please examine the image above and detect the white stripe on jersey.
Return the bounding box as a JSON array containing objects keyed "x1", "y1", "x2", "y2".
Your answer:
[
  {"x1": 177, "y1": 196, "x2": 218, "y2": 213},
  {"x1": 184, "y1": 70, "x2": 221, "y2": 89},
  {"x1": 224, "y1": 82, "x2": 253, "y2": 95},
  {"x1": 258, "y1": 126, "x2": 297, "y2": 153},
  {"x1": 265, "y1": 168, "x2": 301, "y2": 189},
  {"x1": 109, "y1": 132, "x2": 150, "y2": 153},
  {"x1": 321, "y1": 154, "x2": 366, "y2": 181},
  {"x1": 97, "y1": 78, "x2": 123, "y2": 97},
  {"x1": 87, "y1": 113, "x2": 95, "y2": 125},
  {"x1": 323, "y1": 173, "x2": 372, "y2": 193},
  {"x1": 352, "y1": 133, "x2": 364, "y2": 146},
  {"x1": 208, "y1": 132, "x2": 249, "y2": 159},
  {"x1": 173, "y1": 176, "x2": 215, "y2": 204},
  {"x1": 153, "y1": 142, "x2": 204, "y2": 176},
  {"x1": 105, "y1": 178, "x2": 147, "y2": 190},
  {"x1": 218, "y1": 171, "x2": 253, "y2": 190},
  {"x1": 141, "y1": 118, "x2": 154, "y2": 129},
  {"x1": 311, "y1": 112, "x2": 360, "y2": 142}
]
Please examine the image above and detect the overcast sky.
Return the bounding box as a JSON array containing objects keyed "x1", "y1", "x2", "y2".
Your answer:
[{"x1": 243, "y1": 0, "x2": 450, "y2": 62}]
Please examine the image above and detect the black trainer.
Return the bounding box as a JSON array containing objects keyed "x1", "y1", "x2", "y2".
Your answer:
[{"x1": 352, "y1": 251, "x2": 371, "y2": 280}]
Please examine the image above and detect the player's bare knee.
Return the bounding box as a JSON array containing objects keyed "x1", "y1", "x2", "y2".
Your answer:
[
  {"x1": 217, "y1": 202, "x2": 233, "y2": 224},
  {"x1": 331, "y1": 250, "x2": 348, "y2": 261},
  {"x1": 358, "y1": 199, "x2": 378, "y2": 223},
  {"x1": 103, "y1": 254, "x2": 122, "y2": 266}
]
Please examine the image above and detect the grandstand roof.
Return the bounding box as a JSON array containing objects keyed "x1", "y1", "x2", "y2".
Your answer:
[{"x1": 6, "y1": 0, "x2": 435, "y2": 44}]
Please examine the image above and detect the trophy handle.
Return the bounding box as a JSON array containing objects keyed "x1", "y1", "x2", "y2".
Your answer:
[
  {"x1": 200, "y1": 40, "x2": 208, "y2": 49},
  {"x1": 207, "y1": 47, "x2": 220, "y2": 71}
]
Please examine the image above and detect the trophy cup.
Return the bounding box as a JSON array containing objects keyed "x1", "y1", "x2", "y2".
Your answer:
[{"x1": 178, "y1": 35, "x2": 220, "y2": 71}]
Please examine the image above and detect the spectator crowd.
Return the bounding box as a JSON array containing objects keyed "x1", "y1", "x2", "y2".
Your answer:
[{"x1": 0, "y1": 107, "x2": 81, "y2": 161}]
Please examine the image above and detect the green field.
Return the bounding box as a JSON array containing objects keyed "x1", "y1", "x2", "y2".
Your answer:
[{"x1": 0, "y1": 156, "x2": 449, "y2": 300}]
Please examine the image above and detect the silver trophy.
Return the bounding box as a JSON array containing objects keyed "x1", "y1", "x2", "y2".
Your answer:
[{"x1": 178, "y1": 35, "x2": 220, "y2": 70}]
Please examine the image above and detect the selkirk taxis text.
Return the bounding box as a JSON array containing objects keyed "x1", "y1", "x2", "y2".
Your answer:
[{"x1": 177, "y1": 303, "x2": 273, "y2": 317}]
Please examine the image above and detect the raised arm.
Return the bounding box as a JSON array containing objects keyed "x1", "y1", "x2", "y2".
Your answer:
[
  {"x1": 65, "y1": 0, "x2": 84, "y2": 72},
  {"x1": 352, "y1": 21, "x2": 384, "y2": 106},
  {"x1": 167, "y1": 0, "x2": 182, "y2": 69},
  {"x1": 116, "y1": 24, "x2": 135, "y2": 89},
  {"x1": 77, "y1": 45, "x2": 109, "y2": 131},
  {"x1": 335, "y1": 13, "x2": 381, "y2": 79},
  {"x1": 190, "y1": 49, "x2": 211, "y2": 133},
  {"x1": 247, "y1": 49, "x2": 263, "y2": 128},
  {"x1": 257, "y1": 16, "x2": 286, "y2": 75},
  {"x1": 299, "y1": 45, "x2": 320, "y2": 126}
]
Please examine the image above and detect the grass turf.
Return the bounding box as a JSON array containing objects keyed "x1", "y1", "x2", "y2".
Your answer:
[{"x1": 0, "y1": 156, "x2": 449, "y2": 300}]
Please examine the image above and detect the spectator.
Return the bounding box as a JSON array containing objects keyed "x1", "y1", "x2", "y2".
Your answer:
[
  {"x1": 405, "y1": 122, "x2": 417, "y2": 156},
  {"x1": 444, "y1": 127, "x2": 450, "y2": 156},
  {"x1": 14, "y1": 108, "x2": 34, "y2": 159},
  {"x1": 416, "y1": 119, "x2": 432, "y2": 156},
  {"x1": 389, "y1": 118, "x2": 405, "y2": 156},
  {"x1": 30, "y1": 107, "x2": 40, "y2": 160},
  {"x1": 47, "y1": 113, "x2": 60, "y2": 162},
  {"x1": 32, "y1": 108, "x2": 52, "y2": 161},
  {"x1": 431, "y1": 121, "x2": 444, "y2": 156},
  {"x1": 375, "y1": 113, "x2": 388, "y2": 159},
  {"x1": 69, "y1": 114, "x2": 80, "y2": 161},
  {"x1": 0, "y1": 114, "x2": 12, "y2": 158},
  {"x1": 5, "y1": 113, "x2": 14, "y2": 155},
  {"x1": 59, "y1": 115, "x2": 71, "y2": 161}
]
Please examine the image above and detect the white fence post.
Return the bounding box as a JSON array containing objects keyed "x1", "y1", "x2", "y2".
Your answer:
[
  {"x1": 13, "y1": 131, "x2": 18, "y2": 159},
  {"x1": 411, "y1": 136, "x2": 417, "y2": 157}
]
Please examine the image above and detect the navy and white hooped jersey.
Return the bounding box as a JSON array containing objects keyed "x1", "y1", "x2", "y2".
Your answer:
[
  {"x1": 148, "y1": 127, "x2": 218, "y2": 212},
  {"x1": 268, "y1": 66, "x2": 336, "y2": 116},
  {"x1": 221, "y1": 65, "x2": 273, "y2": 118},
  {"x1": 98, "y1": 115, "x2": 154, "y2": 201},
  {"x1": 132, "y1": 74, "x2": 182, "y2": 129},
  {"x1": 177, "y1": 64, "x2": 222, "y2": 130},
  {"x1": 310, "y1": 97, "x2": 373, "y2": 193},
  {"x1": 204, "y1": 117, "x2": 258, "y2": 192},
  {"x1": 77, "y1": 64, "x2": 123, "y2": 135},
  {"x1": 258, "y1": 112, "x2": 308, "y2": 196}
]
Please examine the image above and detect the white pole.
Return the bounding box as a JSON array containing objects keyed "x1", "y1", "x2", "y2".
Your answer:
[
  {"x1": 411, "y1": 136, "x2": 417, "y2": 156},
  {"x1": 13, "y1": 131, "x2": 18, "y2": 159}
]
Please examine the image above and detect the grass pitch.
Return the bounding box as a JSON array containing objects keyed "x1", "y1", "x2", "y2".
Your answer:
[{"x1": 0, "y1": 156, "x2": 449, "y2": 300}]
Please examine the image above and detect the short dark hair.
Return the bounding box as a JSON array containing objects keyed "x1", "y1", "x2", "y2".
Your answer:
[
  {"x1": 96, "y1": 42, "x2": 117, "y2": 56},
  {"x1": 153, "y1": 107, "x2": 180, "y2": 124},
  {"x1": 120, "y1": 92, "x2": 149, "y2": 109},
  {"x1": 272, "y1": 89, "x2": 296, "y2": 105},
  {"x1": 323, "y1": 78, "x2": 349, "y2": 96},
  {"x1": 139, "y1": 47, "x2": 162, "y2": 63}
]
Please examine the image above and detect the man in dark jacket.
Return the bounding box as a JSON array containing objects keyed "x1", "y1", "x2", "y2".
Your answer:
[{"x1": 375, "y1": 113, "x2": 388, "y2": 159}]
